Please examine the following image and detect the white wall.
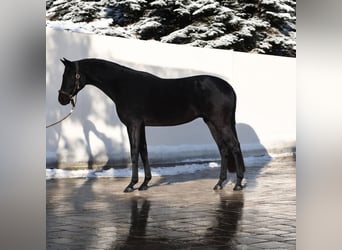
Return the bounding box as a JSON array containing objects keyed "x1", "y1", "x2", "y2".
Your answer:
[{"x1": 46, "y1": 29, "x2": 295, "y2": 169}]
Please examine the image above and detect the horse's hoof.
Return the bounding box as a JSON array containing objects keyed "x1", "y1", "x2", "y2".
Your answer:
[
  {"x1": 213, "y1": 184, "x2": 223, "y2": 190},
  {"x1": 233, "y1": 184, "x2": 243, "y2": 191},
  {"x1": 138, "y1": 184, "x2": 149, "y2": 191},
  {"x1": 124, "y1": 186, "x2": 135, "y2": 193}
]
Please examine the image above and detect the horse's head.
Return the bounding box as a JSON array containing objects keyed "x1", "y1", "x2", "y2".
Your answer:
[{"x1": 58, "y1": 58, "x2": 84, "y2": 106}]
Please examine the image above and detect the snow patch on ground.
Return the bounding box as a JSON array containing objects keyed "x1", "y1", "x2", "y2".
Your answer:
[{"x1": 46, "y1": 152, "x2": 293, "y2": 180}]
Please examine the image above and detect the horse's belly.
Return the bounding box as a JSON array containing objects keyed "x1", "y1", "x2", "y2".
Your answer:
[
  {"x1": 143, "y1": 108, "x2": 199, "y2": 126},
  {"x1": 144, "y1": 117, "x2": 198, "y2": 126}
]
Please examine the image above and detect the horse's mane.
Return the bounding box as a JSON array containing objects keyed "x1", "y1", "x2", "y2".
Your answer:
[{"x1": 80, "y1": 58, "x2": 160, "y2": 79}]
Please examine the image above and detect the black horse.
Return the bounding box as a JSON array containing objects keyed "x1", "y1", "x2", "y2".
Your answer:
[{"x1": 58, "y1": 58, "x2": 245, "y2": 192}]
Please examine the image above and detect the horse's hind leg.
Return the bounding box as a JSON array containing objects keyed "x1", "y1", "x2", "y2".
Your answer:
[
  {"x1": 222, "y1": 126, "x2": 245, "y2": 190},
  {"x1": 205, "y1": 121, "x2": 229, "y2": 190},
  {"x1": 206, "y1": 120, "x2": 245, "y2": 190},
  {"x1": 230, "y1": 126, "x2": 245, "y2": 190},
  {"x1": 138, "y1": 126, "x2": 151, "y2": 191}
]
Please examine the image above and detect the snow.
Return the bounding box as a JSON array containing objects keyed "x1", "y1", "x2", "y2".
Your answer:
[
  {"x1": 208, "y1": 34, "x2": 239, "y2": 48},
  {"x1": 192, "y1": 3, "x2": 218, "y2": 17},
  {"x1": 46, "y1": 19, "x2": 113, "y2": 34},
  {"x1": 261, "y1": 0, "x2": 295, "y2": 13},
  {"x1": 138, "y1": 20, "x2": 162, "y2": 31},
  {"x1": 266, "y1": 11, "x2": 295, "y2": 22},
  {"x1": 46, "y1": 163, "x2": 215, "y2": 179},
  {"x1": 173, "y1": 7, "x2": 190, "y2": 16},
  {"x1": 46, "y1": 0, "x2": 296, "y2": 57},
  {"x1": 46, "y1": 152, "x2": 294, "y2": 180},
  {"x1": 117, "y1": 0, "x2": 146, "y2": 12},
  {"x1": 52, "y1": 0, "x2": 68, "y2": 5},
  {"x1": 237, "y1": 25, "x2": 256, "y2": 37},
  {"x1": 150, "y1": 0, "x2": 167, "y2": 8},
  {"x1": 245, "y1": 17, "x2": 270, "y2": 29},
  {"x1": 160, "y1": 27, "x2": 191, "y2": 43}
]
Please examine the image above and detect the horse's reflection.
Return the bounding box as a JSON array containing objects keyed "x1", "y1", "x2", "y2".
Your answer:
[
  {"x1": 113, "y1": 197, "x2": 153, "y2": 250},
  {"x1": 128, "y1": 197, "x2": 150, "y2": 237},
  {"x1": 204, "y1": 192, "x2": 244, "y2": 248},
  {"x1": 114, "y1": 192, "x2": 243, "y2": 249}
]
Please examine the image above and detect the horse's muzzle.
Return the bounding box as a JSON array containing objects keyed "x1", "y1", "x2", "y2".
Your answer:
[{"x1": 58, "y1": 91, "x2": 71, "y2": 105}]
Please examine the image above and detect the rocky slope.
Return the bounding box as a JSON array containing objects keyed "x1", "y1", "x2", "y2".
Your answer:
[{"x1": 46, "y1": 0, "x2": 296, "y2": 57}]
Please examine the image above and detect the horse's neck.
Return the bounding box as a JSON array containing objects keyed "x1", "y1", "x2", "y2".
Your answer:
[{"x1": 82, "y1": 60, "x2": 126, "y2": 102}]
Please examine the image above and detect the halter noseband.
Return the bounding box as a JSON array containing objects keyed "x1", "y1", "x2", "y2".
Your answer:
[{"x1": 58, "y1": 61, "x2": 81, "y2": 107}]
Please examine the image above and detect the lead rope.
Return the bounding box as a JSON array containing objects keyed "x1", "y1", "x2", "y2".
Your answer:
[
  {"x1": 46, "y1": 61, "x2": 80, "y2": 129},
  {"x1": 46, "y1": 95, "x2": 77, "y2": 128}
]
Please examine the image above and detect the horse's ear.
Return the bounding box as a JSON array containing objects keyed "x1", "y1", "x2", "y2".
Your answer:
[
  {"x1": 60, "y1": 58, "x2": 66, "y2": 66},
  {"x1": 60, "y1": 58, "x2": 70, "y2": 66}
]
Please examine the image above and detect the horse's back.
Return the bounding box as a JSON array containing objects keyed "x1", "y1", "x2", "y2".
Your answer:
[
  {"x1": 116, "y1": 72, "x2": 236, "y2": 126},
  {"x1": 145, "y1": 75, "x2": 236, "y2": 125}
]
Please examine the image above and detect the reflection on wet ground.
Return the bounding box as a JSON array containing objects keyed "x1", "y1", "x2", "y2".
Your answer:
[{"x1": 47, "y1": 155, "x2": 296, "y2": 249}]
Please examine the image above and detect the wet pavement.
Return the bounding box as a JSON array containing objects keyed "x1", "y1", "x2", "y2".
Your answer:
[{"x1": 47, "y1": 154, "x2": 296, "y2": 249}]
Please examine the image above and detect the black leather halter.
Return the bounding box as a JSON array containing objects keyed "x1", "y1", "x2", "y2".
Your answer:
[{"x1": 58, "y1": 61, "x2": 81, "y2": 107}]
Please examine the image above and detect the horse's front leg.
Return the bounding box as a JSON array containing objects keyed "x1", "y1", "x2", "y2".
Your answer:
[
  {"x1": 138, "y1": 126, "x2": 151, "y2": 191},
  {"x1": 124, "y1": 122, "x2": 141, "y2": 193}
]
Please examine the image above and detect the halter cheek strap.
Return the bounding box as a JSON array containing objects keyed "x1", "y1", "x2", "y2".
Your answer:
[{"x1": 58, "y1": 61, "x2": 81, "y2": 107}]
